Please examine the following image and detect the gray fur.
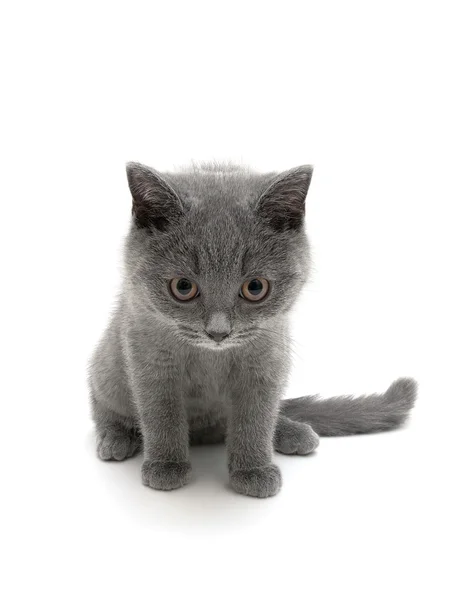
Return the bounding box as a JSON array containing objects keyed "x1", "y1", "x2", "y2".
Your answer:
[
  {"x1": 89, "y1": 162, "x2": 416, "y2": 498},
  {"x1": 281, "y1": 378, "x2": 417, "y2": 436}
]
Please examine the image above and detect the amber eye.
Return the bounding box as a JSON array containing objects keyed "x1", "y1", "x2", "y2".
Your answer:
[
  {"x1": 240, "y1": 278, "x2": 269, "y2": 302},
  {"x1": 170, "y1": 278, "x2": 199, "y2": 301}
]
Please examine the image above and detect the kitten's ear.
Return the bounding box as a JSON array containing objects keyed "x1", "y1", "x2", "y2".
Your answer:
[
  {"x1": 126, "y1": 162, "x2": 184, "y2": 231},
  {"x1": 256, "y1": 166, "x2": 313, "y2": 232}
]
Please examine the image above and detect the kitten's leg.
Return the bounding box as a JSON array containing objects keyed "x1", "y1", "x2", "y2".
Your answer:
[
  {"x1": 128, "y1": 342, "x2": 191, "y2": 491},
  {"x1": 227, "y1": 361, "x2": 282, "y2": 498},
  {"x1": 227, "y1": 394, "x2": 281, "y2": 498},
  {"x1": 274, "y1": 415, "x2": 320, "y2": 455},
  {"x1": 90, "y1": 317, "x2": 141, "y2": 461},
  {"x1": 92, "y1": 399, "x2": 142, "y2": 461}
]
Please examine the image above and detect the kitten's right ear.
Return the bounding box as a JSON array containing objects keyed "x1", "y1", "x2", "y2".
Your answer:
[
  {"x1": 126, "y1": 162, "x2": 183, "y2": 231},
  {"x1": 256, "y1": 165, "x2": 313, "y2": 232}
]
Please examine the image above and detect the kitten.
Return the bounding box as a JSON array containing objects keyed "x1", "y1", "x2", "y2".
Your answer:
[{"x1": 89, "y1": 162, "x2": 416, "y2": 498}]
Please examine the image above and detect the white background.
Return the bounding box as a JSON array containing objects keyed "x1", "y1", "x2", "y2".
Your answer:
[{"x1": 1, "y1": 1, "x2": 458, "y2": 599}]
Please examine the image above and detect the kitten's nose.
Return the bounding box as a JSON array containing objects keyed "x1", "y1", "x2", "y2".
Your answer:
[
  {"x1": 206, "y1": 331, "x2": 229, "y2": 343},
  {"x1": 205, "y1": 312, "x2": 231, "y2": 343}
]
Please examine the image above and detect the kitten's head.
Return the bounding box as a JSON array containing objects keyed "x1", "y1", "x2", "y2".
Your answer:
[{"x1": 124, "y1": 162, "x2": 313, "y2": 349}]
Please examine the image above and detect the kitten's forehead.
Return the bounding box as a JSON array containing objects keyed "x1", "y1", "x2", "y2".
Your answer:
[
  {"x1": 166, "y1": 165, "x2": 272, "y2": 208},
  {"x1": 189, "y1": 211, "x2": 249, "y2": 276},
  {"x1": 164, "y1": 168, "x2": 270, "y2": 273},
  {"x1": 159, "y1": 166, "x2": 305, "y2": 279}
]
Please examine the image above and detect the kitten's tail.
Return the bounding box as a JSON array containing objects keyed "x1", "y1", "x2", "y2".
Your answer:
[{"x1": 280, "y1": 378, "x2": 417, "y2": 436}]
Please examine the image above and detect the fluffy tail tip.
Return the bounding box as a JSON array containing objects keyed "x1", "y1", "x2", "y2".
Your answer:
[{"x1": 384, "y1": 377, "x2": 418, "y2": 425}]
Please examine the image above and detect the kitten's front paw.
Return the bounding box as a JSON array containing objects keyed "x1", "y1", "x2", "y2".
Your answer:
[
  {"x1": 230, "y1": 464, "x2": 282, "y2": 498},
  {"x1": 141, "y1": 460, "x2": 192, "y2": 491}
]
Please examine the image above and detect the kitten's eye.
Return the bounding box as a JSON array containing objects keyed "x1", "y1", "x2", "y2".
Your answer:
[
  {"x1": 170, "y1": 278, "x2": 199, "y2": 301},
  {"x1": 240, "y1": 278, "x2": 269, "y2": 302}
]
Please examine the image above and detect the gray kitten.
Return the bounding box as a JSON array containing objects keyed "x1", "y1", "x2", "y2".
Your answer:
[{"x1": 89, "y1": 162, "x2": 416, "y2": 498}]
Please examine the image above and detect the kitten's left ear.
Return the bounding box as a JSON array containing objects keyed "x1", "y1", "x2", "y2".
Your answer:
[{"x1": 256, "y1": 166, "x2": 313, "y2": 232}]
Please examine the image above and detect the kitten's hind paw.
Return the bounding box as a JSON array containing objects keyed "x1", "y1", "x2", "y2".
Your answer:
[
  {"x1": 141, "y1": 460, "x2": 192, "y2": 491},
  {"x1": 97, "y1": 427, "x2": 141, "y2": 461},
  {"x1": 230, "y1": 464, "x2": 282, "y2": 498},
  {"x1": 275, "y1": 416, "x2": 320, "y2": 455}
]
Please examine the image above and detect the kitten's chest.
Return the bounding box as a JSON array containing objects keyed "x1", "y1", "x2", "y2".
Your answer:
[{"x1": 182, "y1": 350, "x2": 233, "y2": 425}]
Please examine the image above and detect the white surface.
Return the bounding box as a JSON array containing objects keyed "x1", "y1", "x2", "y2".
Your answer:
[{"x1": 1, "y1": 1, "x2": 458, "y2": 599}]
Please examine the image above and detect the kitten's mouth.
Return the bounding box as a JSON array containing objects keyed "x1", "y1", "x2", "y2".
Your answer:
[{"x1": 177, "y1": 326, "x2": 250, "y2": 349}]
